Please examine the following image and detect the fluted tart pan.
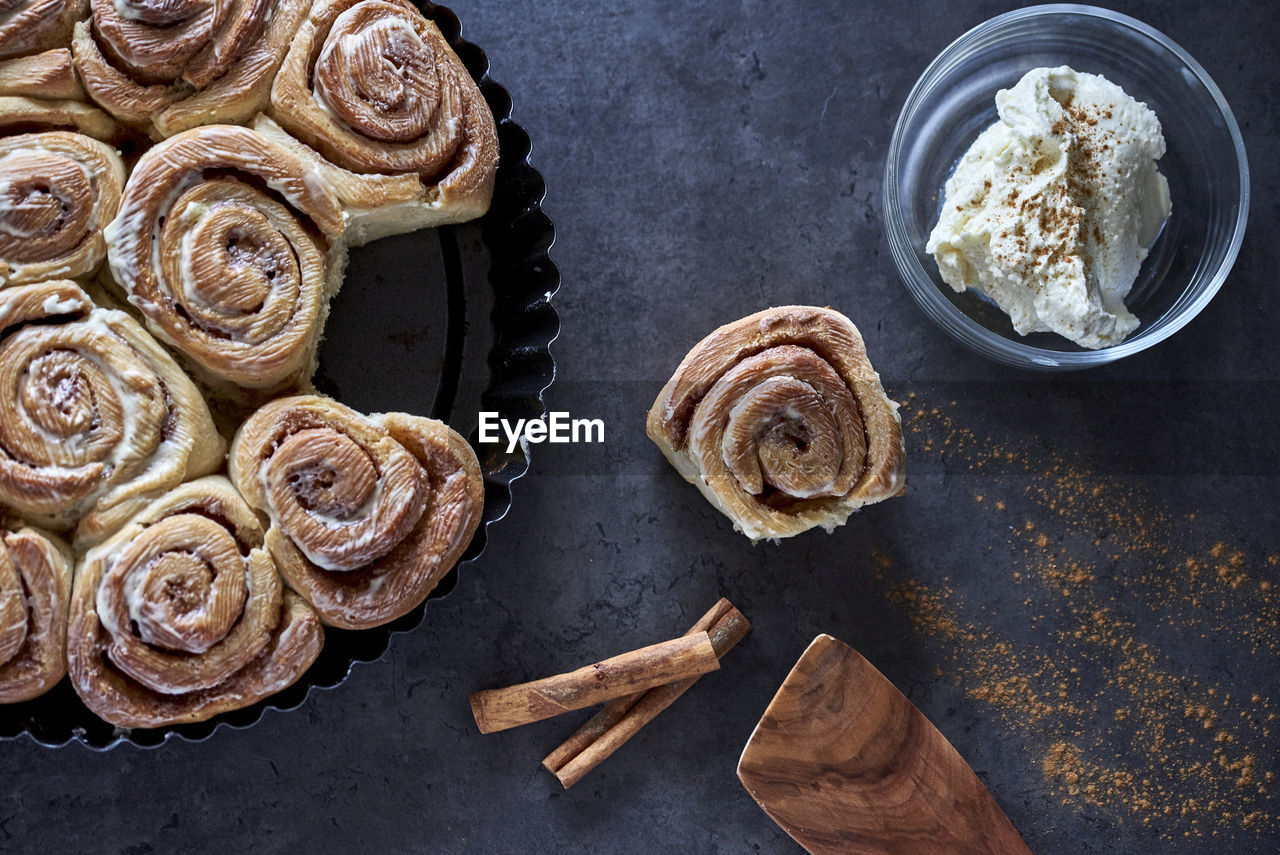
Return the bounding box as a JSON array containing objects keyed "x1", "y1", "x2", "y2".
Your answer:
[{"x1": 0, "y1": 1, "x2": 559, "y2": 749}]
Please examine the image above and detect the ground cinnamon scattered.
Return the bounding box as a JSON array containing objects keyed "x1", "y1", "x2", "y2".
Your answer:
[{"x1": 885, "y1": 395, "x2": 1278, "y2": 844}]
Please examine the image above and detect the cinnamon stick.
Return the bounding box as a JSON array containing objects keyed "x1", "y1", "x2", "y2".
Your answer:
[
  {"x1": 543, "y1": 598, "x2": 737, "y2": 771},
  {"x1": 543, "y1": 598, "x2": 751, "y2": 788},
  {"x1": 469, "y1": 633, "x2": 720, "y2": 734}
]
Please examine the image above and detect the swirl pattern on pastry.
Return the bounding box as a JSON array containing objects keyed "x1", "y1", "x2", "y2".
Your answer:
[
  {"x1": 0, "y1": 0, "x2": 86, "y2": 60},
  {"x1": 105, "y1": 124, "x2": 345, "y2": 391},
  {"x1": 260, "y1": 0, "x2": 497, "y2": 244},
  {"x1": 70, "y1": 0, "x2": 308, "y2": 138},
  {"x1": 646, "y1": 306, "x2": 904, "y2": 541},
  {"x1": 67, "y1": 476, "x2": 323, "y2": 728},
  {"x1": 0, "y1": 280, "x2": 223, "y2": 546},
  {"x1": 0, "y1": 131, "x2": 125, "y2": 286},
  {"x1": 230, "y1": 396, "x2": 484, "y2": 630},
  {"x1": 0, "y1": 523, "x2": 72, "y2": 703}
]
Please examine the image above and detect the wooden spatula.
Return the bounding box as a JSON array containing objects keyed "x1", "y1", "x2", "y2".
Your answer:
[{"x1": 737, "y1": 634, "x2": 1031, "y2": 855}]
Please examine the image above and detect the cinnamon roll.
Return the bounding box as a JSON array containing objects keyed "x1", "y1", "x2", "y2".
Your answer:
[
  {"x1": 70, "y1": 0, "x2": 309, "y2": 139},
  {"x1": 67, "y1": 476, "x2": 323, "y2": 728},
  {"x1": 260, "y1": 0, "x2": 497, "y2": 245},
  {"x1": 0, "y1": 522, "x2": 72, "y2": 703},
  {"x1": 105, "y1": 124, "x2": 346, "y2": 392},
  {"x1": 229, "y1": 396, "x2": 484, "y2": 630},
  {"x1": 0, "y1": 280, "x2": 224, "y2": 547},
  {"x1": 0, "y1": 0, "x2": 85, "y2": 60},
  {"x1": 0, "y1": 50, "x2": 121, "y2": 142},
  {"x1": 0, "y1": 131, "x2": 125, "y2": 286},
  {"x1": 647, "y1": 307, "x2": 905, "y2": 542}
]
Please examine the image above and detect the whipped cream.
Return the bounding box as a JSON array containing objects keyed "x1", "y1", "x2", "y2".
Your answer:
[{"x1": 926, "y1": 66, "x2": 1171, "y2": 349}]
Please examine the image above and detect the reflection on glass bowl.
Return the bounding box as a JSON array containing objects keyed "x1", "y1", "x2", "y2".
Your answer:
[{"x1": 883, "y1": 4, "x2": 1248, "y2": 370}]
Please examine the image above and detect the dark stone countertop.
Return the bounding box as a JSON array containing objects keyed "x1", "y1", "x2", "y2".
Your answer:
[{"x1": 4, "y1": 1, "x2": 1278, "y2": 852}]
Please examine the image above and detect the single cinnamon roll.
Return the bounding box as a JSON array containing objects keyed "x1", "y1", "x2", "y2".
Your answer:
[
  {"x1": 0, "y1": 131, "x2": 125, "y2": 286},
  {"x1": 0, "y1": 280, "x2": 224, "y2": 547},
  {"x1": 0, "y1": 522, "x2": 72, "y2": 703},
  {"x1": 0, "y1": 0, "x2": 86, "y2": 61},
  {"x1": 67, "y1": 476, "x2": 323, "y2": 728},
  {"x1": 70, "y1": 0, "x2": 309, "y2": 139},
  {"x1": 260, "y1": 0, "x2": 497, "y2": 245},
  {"x1": 0, "y1": 49, "x2": 121, "y2": 141},
  {"x1": 105, "y1": 124, "x2": 346, "y2": 393},
  {"x1": 647, "y1": 307, "x2": 905, "y2": 541},
  {"x1": 229, "y1": 396, "x2": 484, "y2": 630}
]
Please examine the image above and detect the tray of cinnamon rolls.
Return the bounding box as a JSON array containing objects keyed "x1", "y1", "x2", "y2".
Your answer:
[{"x1": 0, "y1": 0, "x2": 558, "y2": 746}]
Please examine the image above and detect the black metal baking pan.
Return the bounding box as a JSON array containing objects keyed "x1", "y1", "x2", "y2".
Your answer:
[{"x1": 0, "y1": 1, "x2": 559, "y2": 749}]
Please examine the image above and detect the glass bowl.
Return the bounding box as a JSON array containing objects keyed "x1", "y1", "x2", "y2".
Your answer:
[{"x1": 883, "y1": 4, "x2": 1249, "y2": 370}]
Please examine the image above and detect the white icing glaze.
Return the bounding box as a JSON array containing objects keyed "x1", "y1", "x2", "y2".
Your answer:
[{"x1": 41, "y1": 295, "x2": 84, "y2": 315}]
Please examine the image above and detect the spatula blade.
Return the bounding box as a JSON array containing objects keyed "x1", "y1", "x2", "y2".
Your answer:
[{"x1": 737, "y1": 634, "x2": 1030, "y2": 855}]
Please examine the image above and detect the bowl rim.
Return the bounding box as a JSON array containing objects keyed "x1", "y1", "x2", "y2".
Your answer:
[{"x1": 883, "y1": 3, "x2": 1251, "y2": 370}]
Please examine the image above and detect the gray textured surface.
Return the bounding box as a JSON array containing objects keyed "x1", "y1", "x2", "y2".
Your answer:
[{"x1": 4, "y1": 0, "x2": 1279, "y2": 852}]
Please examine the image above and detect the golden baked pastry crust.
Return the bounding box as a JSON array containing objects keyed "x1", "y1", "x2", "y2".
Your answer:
[
  {"x1": 0, "y1": 523, "x2": 72, "y2": 703},
  {"x1": 647, "y1": 306, "x2": 905, "y2": 541},
  {"x1": 104, "y1": 124, "x2": 345, "y2": 394},
  {"x1": 0, "y1": 281, "x2": 224, "y2": 548},
  {"x1": 230, "y1": 396, "x2": 485, "y2": 630},
  {"x1": 0, "y1": 130, "x2": 125, "y2": 286},
  {"x1": 70, "y1": 0, "x2": 309, "y2": 139},
  {"x1": 67, "y1": 476, "x2": 323, "y2": 728},
  {"x1": 0, "y1": 0, "x2": 86, "y2": 61},
  {"x1": 0, "y1": 50, "x2": 122, "y2": 141},
  {"x1": 262, "y1": 0, "x2": 497, "y2": 246}
]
